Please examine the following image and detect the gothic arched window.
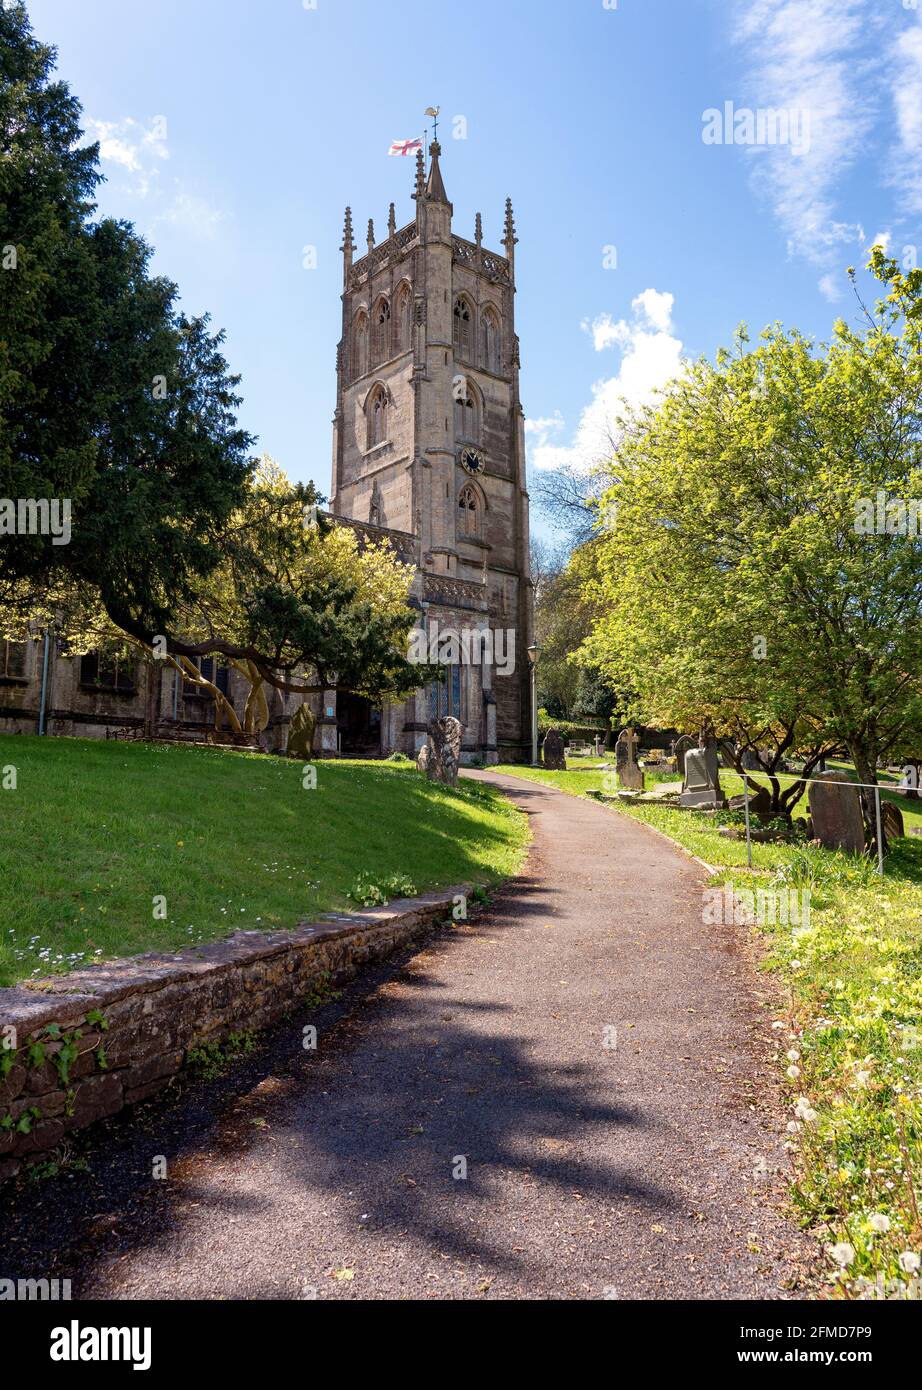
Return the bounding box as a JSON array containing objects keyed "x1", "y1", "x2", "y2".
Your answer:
[
  {"x1": 454, "y1": 376, "x2": 479, "y2": 443},
  {"x1": 394, "y1": 282, "x2": 412, "y2": 354},
  {"x1": 458, "y1": 485, "x2": 480, "y2": 538},
  {"x1": 367, "y1": 383, "x2": 388, "y2": 449},
  {"x1": 353, "y1": 311, "x2": 369, "y2": 379},
  {"x1": 372, "y1": 297, "x2": 391, "y2": 362},
  {"x1": 482, "y1": 306, "x2": 500, "y2": 373},
  {"x1": 453, "y1": 296, "x2": 473, "y2": 359}
]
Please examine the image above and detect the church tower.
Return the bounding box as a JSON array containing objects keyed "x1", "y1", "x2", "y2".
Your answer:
[{"x1": 330, "y1": 141, "x2": 533, "y2": 763}]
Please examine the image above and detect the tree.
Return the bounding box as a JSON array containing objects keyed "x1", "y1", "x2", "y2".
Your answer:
[
  {"x1": 0, "y1": 2, "x2": 253, "y2": 632},
  {"x1": 1, "y1": 457, "x2": 435, "y2": 740},
  {"x1": 581, "y1": 250, "x2": 922, "y2": 804}
]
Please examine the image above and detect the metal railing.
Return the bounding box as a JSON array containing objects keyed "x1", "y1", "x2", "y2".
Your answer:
[{"x1": 735, "y1": 766, "x2": 913, "y2": 874}]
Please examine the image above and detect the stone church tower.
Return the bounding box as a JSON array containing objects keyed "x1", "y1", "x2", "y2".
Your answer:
[{"x1": 329, "y1": 141, "x2": 533, "y2": 763}]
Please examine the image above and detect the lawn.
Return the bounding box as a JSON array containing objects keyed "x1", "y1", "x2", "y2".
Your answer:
[
  {"x1": 495, "y1": 760, "x2": 922, "y2": 1298},
  {"x1": 0, "y1": 737, "x2": 529, "y2": 988}
]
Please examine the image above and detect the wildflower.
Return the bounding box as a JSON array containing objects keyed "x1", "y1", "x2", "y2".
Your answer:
[
  {"x1": 898, "y1": 1252, "x2": 921, "y2": 1276},
  {"x1": 786, "y1": 1065, "x2": 801, "y2": 1079},
  {"x1": 787, "y1": 1049, "x2": 800, "y2": 1062},
  {"x1": 868, "y1": 1214, "x2": 890, "y2": 1234},
  {"x1": 829, "y1": 1242, "x2": 855, "y2": 1268}
]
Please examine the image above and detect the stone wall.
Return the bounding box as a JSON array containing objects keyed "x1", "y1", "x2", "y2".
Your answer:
[{"x1": 0, "y1": 886, "x2": 467, "y2": 1185}]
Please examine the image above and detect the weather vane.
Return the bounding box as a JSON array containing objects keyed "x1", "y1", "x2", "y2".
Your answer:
[{"x1": 425, "y1": 106, "x2": 440, "y2": 142}]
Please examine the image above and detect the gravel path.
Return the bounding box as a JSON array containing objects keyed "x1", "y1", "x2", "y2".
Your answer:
[{"x1": 1, "y1": 771, "x2": 810, "y2": 1300}]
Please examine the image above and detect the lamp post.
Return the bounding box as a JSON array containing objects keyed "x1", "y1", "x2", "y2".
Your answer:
[{"x1": 527, "y1": 643, "x2": 541, "y2": 765}]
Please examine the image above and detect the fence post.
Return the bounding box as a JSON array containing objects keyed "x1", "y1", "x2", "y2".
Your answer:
[
  {"x1": 874, "y1": 786, "x2": 884, "y2": 877},
  {"x1": 743, "y1": 773, "x2": 752, "y2": 869}
]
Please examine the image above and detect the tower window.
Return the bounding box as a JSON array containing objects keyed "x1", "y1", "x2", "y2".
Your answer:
[
  {"x1": 394, "y1": 283, "x2": 412, "y2": 354},
  {"x1": 353, "y1": 311, "x2": 369, "y2": 379},
  {"x1": 367, "y1": 383, "x2": 389, "y2": 449},
  {"x1": 482, "y1": 307, "x2": 500, "y2": 373},
  {"x1": 453, "y1": 297, "x2": 472, "y2": 358},
  {"x1": 373, "y1": 298, "x2": 391, "y2": 362},
  {"x1": 454, "y1": 376, "x2": 479, "y2": 443},
  {"x1": 458, "y1": 485, "x2": 480, "y2": 538}
]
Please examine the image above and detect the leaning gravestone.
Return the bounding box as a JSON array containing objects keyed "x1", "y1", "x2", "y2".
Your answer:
[
  {"x1": 807, "y1": 771, "x2": 865, "y2": 854},
  {"x1": 542, "y1": 728, "x2": 567, "y2": 771},
  {"x1": 679, "y1": 740, "x2": 726, "y2": 808},
  {"x1": 424, "y1": 716, "x2": 462, "y2": 786},
  {"x1": 615, "y1": 728, "x2": 644, "y2": 791}
]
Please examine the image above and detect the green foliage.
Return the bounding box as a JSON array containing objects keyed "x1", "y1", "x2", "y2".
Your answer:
[
  {"x1": 186, "y1": 1030, "x2": 257, "y2": 1080},
  {"x1": 0, "y1": 4, "x2": 254, "y2": 631},
  {"x1": 581, "y1": 252, "x2": 922, "y2": 788},
  {"x1": 348, "y1": 872, "x2": 418, "y2": 907}
]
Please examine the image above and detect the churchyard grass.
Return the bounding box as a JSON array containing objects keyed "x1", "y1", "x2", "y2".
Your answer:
[
  {"x1": 0, "y1": 737, "x2": 529, "y2": 988},
  {"x1": 495, "y1": 761, "x2": 922, "y2": 1296}
]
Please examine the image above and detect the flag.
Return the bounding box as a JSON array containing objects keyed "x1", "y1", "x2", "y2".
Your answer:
[{"x1": 388, "y1": 138, "x2": 422, "y2": 157}]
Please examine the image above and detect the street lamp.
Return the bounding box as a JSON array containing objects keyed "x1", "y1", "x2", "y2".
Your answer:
[{"x1": 527, "y1": 643, "x2": 541, "y2": 765}]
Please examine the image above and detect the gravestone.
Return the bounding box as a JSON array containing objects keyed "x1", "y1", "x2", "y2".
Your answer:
[
  {"x1": 807, "y1": 771, "x2": 866, "y2": 854},
  {"x1": 882, "y1": 801, "x2": 905, "y2": 843},
  {"x1": 416, "y1": 742, "x2": 430, "y2": 774},
  {"x1": 729, "y1": 783, "x2": 773, "y2": 818},
  {"x1": 542, "y1": 728, "x2": 567, "y2": 771},
  {"x1": 741, "y1": 748, "x2": 763, "y2": 772},
  {"x1": 615, "y1": 728, "x2": 645, "y2": 791},
  {"x1": 673, "y1": 735, "x2": 695, "y2": 779},
  {"x1": 679, "y1": 740, "x2": 726, "y2": 808},
  {"x1": 718, "y1": 738, "x2": 737, "y2": 769},
  {"x1": 286, "y1": 703, "x2": 316, "y2": 759},
  {"x1": 424, "y1": 716, "x2": 462, "y2": 786}
]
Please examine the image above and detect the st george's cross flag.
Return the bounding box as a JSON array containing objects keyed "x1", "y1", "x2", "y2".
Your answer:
[{"x1": 388, "y1": 138, "x2": 422, "y2": 157}]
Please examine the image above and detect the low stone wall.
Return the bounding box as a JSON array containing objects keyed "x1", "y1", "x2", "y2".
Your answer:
[{"x1": 0, "y1": 886, "x2": 466, "y2": 1185}]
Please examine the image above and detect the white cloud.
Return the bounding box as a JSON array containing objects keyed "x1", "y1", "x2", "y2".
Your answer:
[
  {"x1": 891, "y1": 16, "x2": 922, "y2": 213},
  {"x1": 732, "y1": 0, "x2": 873, "y2": 265},
  {"x1": 530, "y1": 291, "x2": 683, "y2": 474},
  {"x1": 581, "y1": 312, "x2": 630, "y2": 353},
  {"x1": 155, "y1": 189, "x2": 228, "y2": 240},
  {"x1": 817, "y1": 271, "x2": 841, "y2": 302},
  {"x1": 87, "y1": 116, "x2": 169, "y2": 197},
  {"x1": 869, "y1": 230, "x2": 891, "y2": 254},
  {"x1": 632, "y1": 288, "x2": 674, "y2": 333},
  {"x1": 582, "y1": 290, "x2": 676, "y2": 354}
]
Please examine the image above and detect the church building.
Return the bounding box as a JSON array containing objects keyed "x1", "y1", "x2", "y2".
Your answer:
[
  {"x1": 0, "y1": 142, "x2": 534, "y2": 762},
  {"x1": 327, "y1": 140, "x2": 534, "y2": 763}
]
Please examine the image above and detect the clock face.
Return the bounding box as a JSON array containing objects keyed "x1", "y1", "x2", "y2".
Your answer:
[{"x1": 461, "y1": 449, "x2": 484, "y2": 475}]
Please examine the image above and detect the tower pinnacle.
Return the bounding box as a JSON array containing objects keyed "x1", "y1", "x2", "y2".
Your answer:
[{"x1": 425, "y1": 140, "x2": 449, "y2": 204}]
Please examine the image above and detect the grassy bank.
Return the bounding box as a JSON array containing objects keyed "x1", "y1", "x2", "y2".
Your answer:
[
  {"x1": 0, "y1": 738, "x2": 529, "y2": 988},
  {"x1": 495, "y1": 761, "x2": 922, "y2": 1298}
]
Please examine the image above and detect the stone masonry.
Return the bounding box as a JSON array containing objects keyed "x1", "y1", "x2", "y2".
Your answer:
[{"x1": 0, "y1": 886, "x2": 468, "y2": 1185}]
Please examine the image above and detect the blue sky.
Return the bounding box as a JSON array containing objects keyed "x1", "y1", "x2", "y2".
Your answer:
[{"x1": 25, "y1": 0, "x2": 922, "y2": 544}]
